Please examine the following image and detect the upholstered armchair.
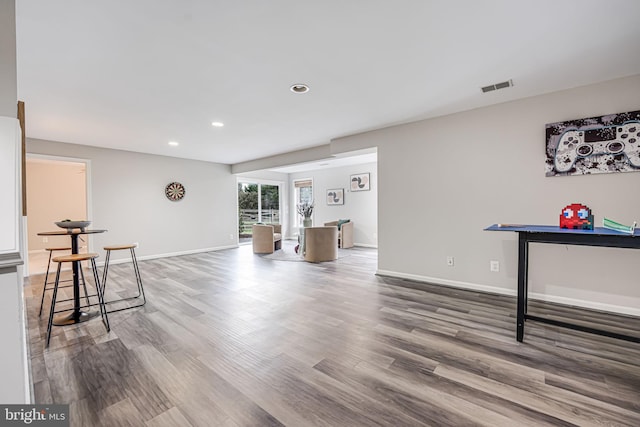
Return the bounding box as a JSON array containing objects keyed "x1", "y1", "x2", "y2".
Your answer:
[
  {"x1": 324, "y1": 220, "x2": 354, "y2": 248},
  {"x1": 252, "y1": 224, "x2": 282, "y2": 254},
  {"x1": 304, "y1": 226, "x2": 338, "y2": 262}
]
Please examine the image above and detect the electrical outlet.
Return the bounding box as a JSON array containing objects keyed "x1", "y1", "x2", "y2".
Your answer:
[
  {"x1": 42, "y1": 237, "x2": 48, "y2": 243},
  {"x1": 229, "y1": 234, "x2": 234, "y2": 240},
  {"x1": 446, "y1": 256, "x2": 454, "y2": 267},
  {"x1": 490, "y1": 260, "x2": 500, "y2": 272}
]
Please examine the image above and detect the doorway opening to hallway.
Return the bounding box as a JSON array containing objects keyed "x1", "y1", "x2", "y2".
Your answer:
[{"x1": 26, "y1": 155, "x2": 89, "y2": 275}]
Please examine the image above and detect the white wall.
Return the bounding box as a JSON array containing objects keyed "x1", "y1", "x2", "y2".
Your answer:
[
  {"x1": 290, "y1": 162, "x2": 378, "y2": 246},
  {"x1": 0, "y1": 0, "x2": 16, "y2": 117},
  {"x1": 27, "y1": 139, "x2": 238, "y2": 263},
  {"x1": 337, "y1": 74, "x2": 640, "y2": 316}
]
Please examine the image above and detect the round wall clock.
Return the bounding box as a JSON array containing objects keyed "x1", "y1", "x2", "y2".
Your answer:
[{"x1": 165, "y1": 182, "x2": 185, "y2": 201}]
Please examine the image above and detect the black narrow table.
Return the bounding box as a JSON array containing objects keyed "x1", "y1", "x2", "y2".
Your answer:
[
  {"x1": 485, "y1": 224, "x2": 640, "y2": 343},
  {"x1": 37, "y1": 229, "x2": 107, "y2": 325}
]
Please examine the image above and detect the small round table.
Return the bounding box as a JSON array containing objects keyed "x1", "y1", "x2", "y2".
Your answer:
[{"x1": 37, "y1": 229, "x2": 107, "y2": 325}]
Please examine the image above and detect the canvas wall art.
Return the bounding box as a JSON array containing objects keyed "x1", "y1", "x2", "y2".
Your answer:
[
  {"x1": 326, "y1": 188, "x2": 344, "y2": 205},
  {"x1": 546, "y1": 109, "x2": 640, "y2": 177},
  {"x1": 350, "y1": 173, "x2": 370, "y2": 191}
]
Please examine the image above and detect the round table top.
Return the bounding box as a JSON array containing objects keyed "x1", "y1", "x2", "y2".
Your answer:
[{"x1": 37, "y1": 229, "x2": 107, "y2": 236}]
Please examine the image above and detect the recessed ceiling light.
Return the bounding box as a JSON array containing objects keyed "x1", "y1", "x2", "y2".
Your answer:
[
  {"x1": 290, "y1": 84, "x2": 310, "y2": 94},
  {"x1": 168, "y1": 141, "x2": 179, "y2": 146},
  {"x1": 211, "y1": 121, "x2": 224, "y2": 127}
]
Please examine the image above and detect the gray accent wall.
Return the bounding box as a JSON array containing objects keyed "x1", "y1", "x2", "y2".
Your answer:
[
  {"x1": 335, "y1": 74, "x2": 640, "y2": 315},
  {"x1": 27, "y1": 139, "x2": 238, "y2": 263}
]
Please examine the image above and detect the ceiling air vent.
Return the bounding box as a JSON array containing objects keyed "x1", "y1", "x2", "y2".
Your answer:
[{"x1": 481, "y1": 79, "x2": 513, "y2": 93}]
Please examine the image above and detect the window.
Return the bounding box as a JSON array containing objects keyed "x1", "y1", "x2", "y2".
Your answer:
[{"x1": 293, "y1": 178, "x2": 313, "y2": 227}]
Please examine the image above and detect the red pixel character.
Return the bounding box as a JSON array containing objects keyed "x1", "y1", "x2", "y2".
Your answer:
[{"x1": 559, "y1": 203, "x2": 593, "y2": 230}]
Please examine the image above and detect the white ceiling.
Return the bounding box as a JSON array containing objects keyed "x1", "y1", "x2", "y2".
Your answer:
[
  {"x1": 269, "y1": 151, "x2": 377, "y2": 174},
  {"x1": 15, "y1": 0, "x2": 640, "y2": 166}
]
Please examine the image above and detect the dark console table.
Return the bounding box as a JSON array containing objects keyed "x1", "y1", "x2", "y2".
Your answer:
[{"x1": 485, "y1": 224, "x2": 640, "y2": 343}]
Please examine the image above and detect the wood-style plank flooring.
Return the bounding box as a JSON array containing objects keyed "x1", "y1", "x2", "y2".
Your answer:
[{"x1": 24, "y1": 241, "x2": 640, "y2": 426}]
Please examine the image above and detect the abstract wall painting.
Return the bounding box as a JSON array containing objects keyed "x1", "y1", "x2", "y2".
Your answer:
[
  {"x1": 326, "y1": 188, "x2": 344, "y2": 205},
  {"x1": 546, "y1": 109, "x2": 640, "y2": 177},
  {"x1": 350, "y1": 173, "x2": 370, "y2": 191}
]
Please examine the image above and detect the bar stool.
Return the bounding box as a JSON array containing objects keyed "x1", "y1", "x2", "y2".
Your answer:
[
  {"x1": 38, "y1": 247, "x2": 90, "y2": 317},
  {"x1": 102, "y1": 243, "x2": 146, "y2": 313},
  {"x1": 46, "y1": 253, "x2": 110, "y2": 348}
]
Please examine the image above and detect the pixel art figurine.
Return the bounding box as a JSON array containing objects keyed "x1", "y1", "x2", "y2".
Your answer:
[{"x1": 560, "y1": 203, "x2": 594, "y2": 230}]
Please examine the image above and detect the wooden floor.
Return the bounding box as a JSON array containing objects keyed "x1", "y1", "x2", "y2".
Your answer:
[{"x1": 25, "y1": 242, "x2": 640, "y2": 426}]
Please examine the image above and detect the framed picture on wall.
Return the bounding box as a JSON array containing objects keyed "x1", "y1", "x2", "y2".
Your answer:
[
  {"x1": 326, "y1": 188, "x2": 344, "y2": 205},
  {"x1": 350, "y1": 173, "x2": 370, "y2": 191},
  {"x1": 545, "y1": 109, "x2": 640, "y2": 177}
]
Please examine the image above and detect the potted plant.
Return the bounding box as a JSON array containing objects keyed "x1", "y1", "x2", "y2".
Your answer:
[{"x1": 297, "y1": 201, "x2": 314, "y2": 227}]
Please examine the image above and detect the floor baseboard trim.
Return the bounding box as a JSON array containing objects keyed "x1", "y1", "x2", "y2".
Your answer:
[
  {"x1": 354, "y1": 243, "x2": 378, "y2": 248},
  {"x1": 283, "y1": 238, "x2": 377, "y2": 249},
  {"x1": 96, "y1": 245, "x2": 238, "y2": 267},
  {"x1": 376, "y1": 269, "x2": 513, "y2": 297},
  {"x1": 526, "y1": 292, "x2": 640, "y2": 317},
  {"x1": 375, "y1": 269, "x2": 640, "y2": 317}
]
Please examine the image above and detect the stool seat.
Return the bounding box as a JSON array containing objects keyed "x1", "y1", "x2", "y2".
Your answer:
[
  {"x1": 103, "y1": 243, "x2": 137, "y2": 251},
  {"x1": 45, "y1": 246, "x2": 71, "y2": 252},
  {"x1": 39, "y1": 247, "x2": 89, "y2": 317},
  {"x1": 53, "y1": 253, "x2": 99, "y2": 263}
]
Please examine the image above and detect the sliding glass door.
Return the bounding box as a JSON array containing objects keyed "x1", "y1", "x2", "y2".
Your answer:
[
  {"x1": 260, "y1": 184, "x2": 280, "y2": 224},
  {"x1": 238, "y1": 180, "x2": 281, "y2": 243}
]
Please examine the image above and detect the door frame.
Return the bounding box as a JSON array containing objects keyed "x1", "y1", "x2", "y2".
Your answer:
[
  {"x1": 24, "y1": 153, "x2": 92, "y2": 276},
  {"x1": 236, "y1": 177, "x2": 285, "y2": 243}
]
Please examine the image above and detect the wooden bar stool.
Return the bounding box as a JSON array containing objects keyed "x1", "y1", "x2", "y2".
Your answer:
[
  {"x1": 102, "y1": 243, "x2": 146, "y2": 313},
  {"x1": 38, "y1": 247, "x2": 90, "y2": 317},
  {"x1": 46, "y1": 253, "x2": 110, "y2": 348}
]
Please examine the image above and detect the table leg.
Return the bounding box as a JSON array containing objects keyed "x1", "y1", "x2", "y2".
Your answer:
[
  {"x1": 71, "y1": 235, "x2": 80, "y2": 321},
  {"x1": 516, "y1": 233, "x2": 528, "y2": 342},
  {"x1": 52, "y1": 234, "x2": 99, "y2": 325}
]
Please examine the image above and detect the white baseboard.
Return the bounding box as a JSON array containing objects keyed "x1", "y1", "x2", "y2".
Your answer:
[
  {"x1": 526, "y1": 292, "x2": 640, "y2": 317},
  {"x1": 354, "y1": 243, "x2": 378, "y2": 248},
  {"x1": 283, "y1": 237, "x2": 377, "y2": 249},
  {"x1": 375, "y1": 269, "x2": 640, "y2": 317},
  {"x1": 95, "y1": 244, "x2": 238, "y2": 266},
  {"x1": 376, "y1": 269, "x2": 513, "y2": 297}
]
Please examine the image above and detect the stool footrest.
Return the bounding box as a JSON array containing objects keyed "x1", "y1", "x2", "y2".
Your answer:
[
  {"x1": 50, "y1": 294, "x2": 101, "y2": 307},
  {"x1": 45, "y1": 256, "x2": 110, "y2": 348},
  {"x1": 102, "y1": 245, "x2": 146, "y2": 315}
]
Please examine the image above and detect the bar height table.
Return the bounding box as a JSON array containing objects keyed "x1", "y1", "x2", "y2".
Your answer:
[
  {"x1": 485, "y1": 224, "x2": 640, "y2": 343},
  {"x1": 37, "y1": 229, "x2": 107, "y2": 325}
]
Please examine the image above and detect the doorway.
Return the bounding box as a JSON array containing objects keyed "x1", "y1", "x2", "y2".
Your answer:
[
  {"x1": 237, "y1": 180, "x2": 281, "y2": 244},
  {"x1": 26, "y1": 156, "x2": 89, "y2": 275}
]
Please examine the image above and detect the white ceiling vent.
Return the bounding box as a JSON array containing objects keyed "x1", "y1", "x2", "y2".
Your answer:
[{"x1": 481, "y1": 79, "x2": 513, "y2": 93}]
